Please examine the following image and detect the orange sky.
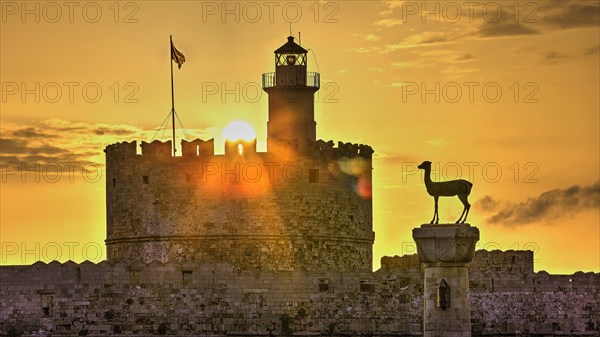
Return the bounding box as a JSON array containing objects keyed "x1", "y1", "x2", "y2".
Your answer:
[{"x1": 1, "y1": 0, "x2": 599, "y2": 273}]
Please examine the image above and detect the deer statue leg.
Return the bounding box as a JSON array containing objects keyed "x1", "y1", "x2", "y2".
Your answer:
[
  {"x1": 462, "y1": 196, "x2": 471, "y2": 224},
  {"x1": 431, "y1": 196, "x2": 439, "y2": 224},
  {"x1": 457, "y1": 194, "x2": 471, "y2": 223}
]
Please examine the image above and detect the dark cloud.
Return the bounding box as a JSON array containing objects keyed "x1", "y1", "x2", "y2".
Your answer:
[
  {"x1": 0, "y1": 138, "x2": 28, "y2": 154},
  {"x1": 0, "y1": 138, "x2": 66, "y2": 155},
  {"x1": 455, "y1": 53, "x2": 476, "y2": 62},
  {"x1": 542, "y1": 51, "x2": 570, "y2": 64},
  {"x1": 485, "y1": 182, "x2": 600, "y2": 226},
  {"x1": 420, "y1": 33, "x2": 449, "y2": 44},
  {"x1": 93, "y1": 127, "x2": 136, "y2": 136},
  {"x1": 545, "y1": 4, "x2": 600, "y2": 29},
  {"x1": 583, "y1": 45, "x2": 600, "y2": 55},
  {"x1": 475, "y1": 195, "x2": 499, "y2": 212},
  {"x1": 479, "y1": 18, "x2": 538, "y2": 37},
  {"x1": 1, "y1": 120, "x2": 212, "y2": 174},
  {"x1": 33, "y1": 144, "x2": 67, "y2": 154},
  {"x1": 11, "y1": 127, "x2": 54, "y2": 139}
]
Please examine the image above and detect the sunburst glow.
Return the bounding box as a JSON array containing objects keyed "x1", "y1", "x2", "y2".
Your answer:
[{"x1": 223, "y1": 121, "x2": 256, "y2": 141}]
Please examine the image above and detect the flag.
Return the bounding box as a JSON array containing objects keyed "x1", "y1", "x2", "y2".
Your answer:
[{"x1": 171, "y1": 40, "x2": 186, "y2": 69}]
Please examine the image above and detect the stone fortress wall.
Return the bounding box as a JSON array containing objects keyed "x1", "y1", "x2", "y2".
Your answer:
[
  {"x1": 1, "y1": 250, "x2": 598, "y2": 336},
  {"x1": 104, "y1": 139, "x2": 374, "y2": 272}
]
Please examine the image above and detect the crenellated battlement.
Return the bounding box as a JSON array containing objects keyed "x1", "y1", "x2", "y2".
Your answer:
[
  {"x1": 140, "y1": 140, "x2": 172, "y2": 157},
  {"x1": 308, "y1": 140, "x2": 374, "y2": 161},
  {"x1": 103, "y1": 141, "x2": 137, "y2": 160},
  {"x1": 181, "y1": 138, "x2": 215, "y2": 157},
  {"x1": 104, "y1": 138, "x2": 374, "y2": 163}
]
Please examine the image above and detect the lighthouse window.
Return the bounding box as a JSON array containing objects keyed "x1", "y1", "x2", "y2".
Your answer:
[
  {"x1": 286, "y1": 54, "x2": 297, "y2": 65},
  {"x1": 309, "y1": 169, "x2": 319, "y2": 183}
]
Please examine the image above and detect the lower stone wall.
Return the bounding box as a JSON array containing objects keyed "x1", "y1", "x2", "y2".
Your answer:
[
  {"x1": 107, "y1": 237, "x2": 373, "y2": 272},
  {"x1": 472, "y1": 291, "x2": 600, "y2": 335},
  {"x1": 0, "y1": 262, "x2": 422, "y2": 336},
  {"x1": 0, "y1": 261, "x2": 598, "y2": 336}
]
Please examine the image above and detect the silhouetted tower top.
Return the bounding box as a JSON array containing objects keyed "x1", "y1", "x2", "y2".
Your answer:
[
  {"x1": 275, "y1": 35, "x2": 308, "y2": 63},
  {"x1": 263, "y1": 36, "x2": 320, "y2": 152}
]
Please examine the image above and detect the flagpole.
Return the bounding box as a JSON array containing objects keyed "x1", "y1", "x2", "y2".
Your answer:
[{"x1": 170, "y1": 35, "x2": 176, "y2": 156}]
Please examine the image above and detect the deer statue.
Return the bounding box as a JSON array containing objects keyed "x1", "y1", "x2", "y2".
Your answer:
[{"x1": 417, "y1": 161, "x2": 473, "y2": 224}]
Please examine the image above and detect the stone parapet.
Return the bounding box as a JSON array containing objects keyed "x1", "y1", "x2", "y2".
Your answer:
[{"x1": 413, "y1": 223, "x2": 479, "y2": 265}]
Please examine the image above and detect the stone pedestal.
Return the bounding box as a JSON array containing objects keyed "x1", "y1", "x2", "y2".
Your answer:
[{"x1": 413, "y1": 224, "x2": 480, "y2": 337}]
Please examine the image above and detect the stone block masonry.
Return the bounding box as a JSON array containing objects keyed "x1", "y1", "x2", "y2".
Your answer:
[
  {"x1": 1, "y1": 255, "x2": 598, "y2": 336},
  {"x1": 104, "y1": 139, "x2": 374, "y2": 272},
  {"x1": 0, "y1": 261, "x2": 422, "y2": 336}
]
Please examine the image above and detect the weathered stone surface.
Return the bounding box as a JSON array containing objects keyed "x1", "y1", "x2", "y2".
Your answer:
[
  {"x1": 1, "y1": 258, "x2": 598, "y2": 336},
  {"x1": 105, "y1": 139, "x2": 374, "y2": 272},
  {"x1": 414, "y1": 224, "x2": 480, "y2": 337},
  {"x1": 413, "y1": 224, "x2": 479, "y2": 264}
]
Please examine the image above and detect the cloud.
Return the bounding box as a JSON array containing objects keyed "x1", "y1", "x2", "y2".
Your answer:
[
  {"x1": 481, "y1": 181, "x2": 600, "y2": 226},
  {"x1": 440, "y1": 66, "x2": 479, "y2": 79},
  {"x1": 10, "y1": 127, "x2": 55, "y2": 139},
  {"x1": 0, "y1": 120, "x2": 215, "y2": 171},
  {"x1": 479, "y1": 16, "x2": 538, "y2": 37},
  {"x1": 0, "y1": 138, "x2": 66, "y2": 155},
  {"x1": 541, "y1": 51, "x2": 570, "y2": 65},
  {"x1": 0, "y1": 138, "x2": 27, "y2": 154},
  {"x1": 362, "y1": 31, "x2": 465, "y2": 55},
  {"x1": 374, "y1": 18, "x2": 403, "y2": 28},
  {"x1": 404, "y1": 31, "x2": 462, "y2": 47},
  {"x1": 454, "y1": 53, "x2": 476, "y2": 63},
  {"x1": 424, "y1": 138, "x2": 451, "y2": 147},
  {"x1": 389, "y1": 82, "x2": 411, "y2": 88},
  {"x1": 583, "y1": 45, "x2": 600, "y2": 56},
  {"x1": 372, "y1": 152, "x2": 415, "y2": 165},
  {"x1": 475, "y1": 195, "x2": 499, "y2": 213},
  {"x1": 353, "y1": 33, "x2": 381, "y2": 42},
  {"x1": 544, "y1": 3, "x2": 600, "y2": 29},
  {"x1": 377, "y1": 0, "x2": 404, "y2": 16}
]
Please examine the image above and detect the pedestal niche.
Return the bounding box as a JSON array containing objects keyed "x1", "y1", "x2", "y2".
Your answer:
[{"x1": 413, "y1": 223, "x2": 480, "y2": 337}]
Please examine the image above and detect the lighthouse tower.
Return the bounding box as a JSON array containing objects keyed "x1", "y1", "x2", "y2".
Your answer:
[{"x1": 262, "y1": 36, "x2": 320, "y2": 152}]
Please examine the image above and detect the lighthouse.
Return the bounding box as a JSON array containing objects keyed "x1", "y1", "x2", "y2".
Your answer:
[{"x1": 262, "y1": 36, "x2": 320, "y2": 152}]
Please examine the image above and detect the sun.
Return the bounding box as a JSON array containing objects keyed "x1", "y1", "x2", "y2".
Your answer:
[{"x1": 222, "y1": 121, "x2": 256, "y2": 141}]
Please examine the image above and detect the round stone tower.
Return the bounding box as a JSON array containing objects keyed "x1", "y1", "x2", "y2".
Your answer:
[{"x1": 104, "y1": 36, "x2": 375, "y2": 272}]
